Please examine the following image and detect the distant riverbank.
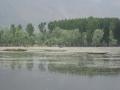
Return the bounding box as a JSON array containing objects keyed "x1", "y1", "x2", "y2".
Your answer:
[{"x1": 0, "y1": 47, "x2": 120, "y2": 54}]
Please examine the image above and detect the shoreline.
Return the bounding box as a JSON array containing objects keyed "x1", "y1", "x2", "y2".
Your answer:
[{"x1": 0, "y1": 47, "x2": 120, "y2": 54}]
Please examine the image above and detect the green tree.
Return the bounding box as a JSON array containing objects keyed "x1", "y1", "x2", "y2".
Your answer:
[
  {"x1": 82, "y1": 32, "x2": 87, "y2": 46},
  {"x1": 0, "y1": 30, "x2": 4, "y2": 45},
  {"x1": 17, "y1": 24, "x2": 22, "y2": 31},
  {"x1": 10, "y1": 24, "x2": 16, "y2": 36},
  {"x1": 109, "y1": 30, "x2": 117, "y2": 46},
  {"x1": 38, "y1": 22, "x2": 46, "y2": 33},
  {"x1": 26, "y1": 23, "x2": 34, "y2": 36},
  {"x1": 92, "y1": 29, "x2": 104, "y2": 46},
  {"x1": 48, "y1": 22, "x2": 55, "y2": 33}
]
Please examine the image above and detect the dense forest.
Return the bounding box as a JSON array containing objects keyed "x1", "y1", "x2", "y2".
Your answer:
[{"x1": 0, "y1": 17, "x2": 120, "y2": 47}]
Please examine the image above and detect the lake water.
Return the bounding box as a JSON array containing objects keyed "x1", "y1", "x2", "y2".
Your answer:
[{"x1": 0, "y1": 51, "x2": 120, "y2": 90}]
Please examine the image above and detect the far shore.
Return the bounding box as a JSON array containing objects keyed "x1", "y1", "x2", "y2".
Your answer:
[{"x1": 0, "y1": 47, "x2": 120, "y2": 54}]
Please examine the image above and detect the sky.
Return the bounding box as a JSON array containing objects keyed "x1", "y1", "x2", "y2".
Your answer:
[{"x1": 0, "y1": 0, "x2": 120, "y2": 25}]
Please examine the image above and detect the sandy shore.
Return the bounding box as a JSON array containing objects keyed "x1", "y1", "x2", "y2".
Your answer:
[{"x1": 0, "y1": 47, "x2": 120, "y2": 54}]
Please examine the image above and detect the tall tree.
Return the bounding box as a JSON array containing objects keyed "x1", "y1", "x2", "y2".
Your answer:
[
  {"x1": 0, "y1": 30, "x2": 4, "y2": 45},
  {"x1": 92, "y1": 29, "x2": 104, "y2": 46},
  {"x1": 38, "y1": 22, "x2": 46, "y2": 33},
  {"x1": 10, "y1": 24, "x2": 16, "y2": 36},
  {"x1": 109, "y1": 30, "x2": 117, "y2": 46},
  {"x1": 48, "y1": 22, "x2": 55, "y2": 33},
  {"x1": 26, "y1": 23, "x2": 34, "y2": 36},
  {"x1": 17, "y1": 24, "x2": 22, "y2": 30},
  {"x1": 82, "y1": 32, "x2": 87, "y2": 46}
]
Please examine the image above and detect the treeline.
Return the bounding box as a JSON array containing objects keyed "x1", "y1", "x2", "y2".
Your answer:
[
  {"x1": 0, "y1": 17, "x2": 120, "y2": 46},
  {"x1": 48, "y1": 17, "x2": 120, "y2": 46}
]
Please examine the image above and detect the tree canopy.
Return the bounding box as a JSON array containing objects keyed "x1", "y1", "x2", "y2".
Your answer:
[{"x1": 0, "y1": 17, "x2": 120, "y2": 47}]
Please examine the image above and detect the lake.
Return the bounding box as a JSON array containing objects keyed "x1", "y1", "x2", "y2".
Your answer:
[{"x1": 0, "y1": 50, "x2": 120, "y2": 90}]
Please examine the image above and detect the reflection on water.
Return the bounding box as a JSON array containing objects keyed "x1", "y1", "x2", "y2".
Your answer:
[
  {"x1": 1, "y1": 51, "x2": 120, "y2": 90},
  {"x1": 0, "y1": 52, "x2": 120, "y2": 76}
]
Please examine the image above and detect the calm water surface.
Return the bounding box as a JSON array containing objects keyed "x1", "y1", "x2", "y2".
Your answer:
[{"x1": 0, "y1": 51, "x2": 120, "y2": 90}]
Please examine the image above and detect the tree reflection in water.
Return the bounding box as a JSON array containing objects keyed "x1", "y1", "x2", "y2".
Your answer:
[
  {"x1": 26, "y1": 60, "x2": 34, "y2": 71},
  {"x1": 0, "y1": 52, "x2": 120, "y2": 76},
  {"x1": 38, "y1": 62, "x2": 46, "y2": 72}
]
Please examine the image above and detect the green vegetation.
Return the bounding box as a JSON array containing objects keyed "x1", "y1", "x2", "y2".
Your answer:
[{"x1": 0, "y1": 17, "x2": 120, "y2": 46}]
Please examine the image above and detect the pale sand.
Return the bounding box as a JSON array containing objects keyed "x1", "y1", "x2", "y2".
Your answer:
[{"x1": 0, "y1": 47, "x2": 120, "y2": 54}]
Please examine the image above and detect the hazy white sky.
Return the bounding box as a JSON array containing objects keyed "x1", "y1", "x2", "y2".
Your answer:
[{"x1": 0, "y1": 0, "x2": 120, "y2": 25}]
